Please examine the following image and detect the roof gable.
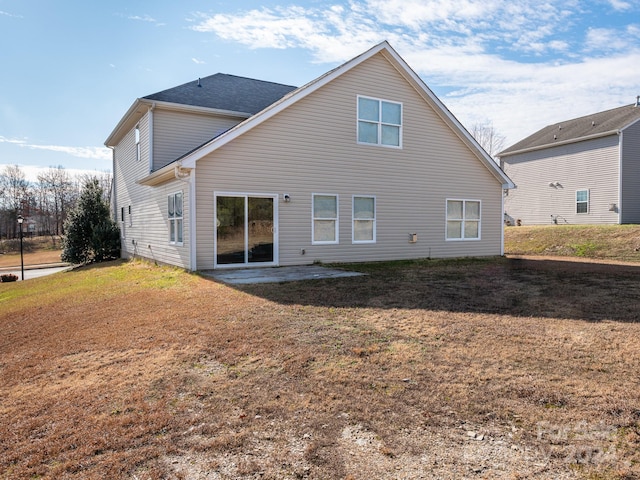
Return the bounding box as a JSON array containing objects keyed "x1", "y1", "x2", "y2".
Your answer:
[
  {"x1": 143, "y1": 73, "x2": 297, "y2": 115},
  {"x1": 167, "y1": 41, "x2": 512, "y2": 188},
  {"x1": 501, "y1": 103, "x2": 640, "y2": 157}
]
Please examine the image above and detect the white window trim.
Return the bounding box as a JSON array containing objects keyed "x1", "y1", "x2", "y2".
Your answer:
[
  {"x1": 312, "y1": 193, "x2": 339, "y2": 245},
  {"x1": 352, "y1": 195, "x2": 376, "y2": 244},
  {"x1": 120, "y1": 206, "x2": 126, "y2": 239},
  {"x1": 357, "y1": 95, "x2": 403, "y2": 149},
  {"x1": 445, "y1": 198, "x2": 482, "y2": 241},
  {"x1": 576, "y1": 189, "x2": 589, "y2": 214},
  {"x1": 213, "y1": 192, "x2": 279, "y2": 269},
  {"x1": 168, "y1": 191, "x2": 184, "y2": 246},
  {"x1": 135, "y1": 125, "x2": 141, "y2": 162}
]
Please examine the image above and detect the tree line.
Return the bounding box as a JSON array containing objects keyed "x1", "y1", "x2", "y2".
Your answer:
[{"x1": 0, "y1": 164, "x2": 112, "y2": 239}]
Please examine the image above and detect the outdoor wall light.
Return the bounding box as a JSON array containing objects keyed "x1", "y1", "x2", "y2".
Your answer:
[
  {"x1": 17, "y1": 215, "x2": 24, "y2": 281},
  {"x1": 283, "y1": 193, "x2": 291, "y2": 202}
]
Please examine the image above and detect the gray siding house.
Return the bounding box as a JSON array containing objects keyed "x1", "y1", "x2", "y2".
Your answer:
[
  {"x1": 105, "y1": 41, "x2": 513, "y2": 271},
  {"x1": 499, "y1": 101, "x2": 640, "y2": 226}
]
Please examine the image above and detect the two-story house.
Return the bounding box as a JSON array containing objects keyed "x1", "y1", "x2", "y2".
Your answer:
[
  {"x1": 105, "y1": 41, "x2": 513, "y2": 271},
  {"x1": 499, "y1": 100, "x2": 640, "y2": 226}
]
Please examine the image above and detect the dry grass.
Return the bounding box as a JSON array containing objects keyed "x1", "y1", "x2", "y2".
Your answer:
[
  {"x1": 504, "y1": 225, "x2": 640, "y2": 261},
  {"x1": 0, "y1": 236, "x2": 63, "y2": 267},
  {"x1": 1, "y1": 257, "x2": 639, "y2": 479}
]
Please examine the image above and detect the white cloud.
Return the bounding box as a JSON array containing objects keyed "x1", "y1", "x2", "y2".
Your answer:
[
  {"x1": 190, "y1": 1, "x2": 640, "y2": 145},
  {"x1": 126, "y1": 14, "x2": 165, "y2": 27},
  {"x1": 0, "y1": 164, "x2": 111, "y2": 183},
  {"x1": 20, "y1": 144, "x2": 112, "y2": 161},
  {"x1": 0, "y1": 10, "x2": 22, "y2": 18},
  {"x1": 585, "y1": 27, "x2": 632, "y2": 52},
  {"x1": 191, "y1": 58, "x2": 206, "y2": 64},
  {"x1": 0, "y1": 136, "x2": 27, "y2": 145},
  {"x1": 128, "y1": 14, "x2": 156, "y2": 23},
  {"x1": 607, "y1": 0, "x2": 634, "y2": 10}
]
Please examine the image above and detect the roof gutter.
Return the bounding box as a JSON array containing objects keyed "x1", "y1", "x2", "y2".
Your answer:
[
  {"x1": 499, "y1": 129, "x2": 620, "y2": 158},
  {"x1": 105, "y1": 99, "x2": 251, "y2": 148},
  {"x1": 143, "y1": 99, "x2": 252, "y2": 119},
  {"x1": 137, "y1": 162, "x2": 192, "y2": 186}
]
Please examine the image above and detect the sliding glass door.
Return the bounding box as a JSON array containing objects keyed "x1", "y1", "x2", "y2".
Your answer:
[{"x1": 215, "y1": 194, "x2": 277, "y2": 267}]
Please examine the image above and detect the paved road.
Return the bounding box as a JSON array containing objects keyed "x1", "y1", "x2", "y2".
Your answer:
[{"x1": 1, "y1": 265, "x2": 72, "y2": 282}]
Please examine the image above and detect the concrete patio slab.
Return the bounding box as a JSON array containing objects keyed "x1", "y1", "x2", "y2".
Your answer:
[{"x1": 201, "y1": 265, "x2": 365, "y2": 284}]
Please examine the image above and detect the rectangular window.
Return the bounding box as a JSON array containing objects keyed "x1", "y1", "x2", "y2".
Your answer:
[
  {"x1": 353, "y1": 196, "x2": 376, "y2": 243},
  {"x1": 128, "y1": 205, "x2": 133, "y2": 227},
  {"x1": 576, "y1": 189, "x2": 589, "y2": 214},
  {"x1": 357, "y1": 96, "x2": 402, "y2": 148},
  {"x1": 135, "y1": 126, "x2": 141, "y2": 162},
  {"x1": 313, "y1": 194, "x2": 338, "y2": 244},
  {"x1": 446, "y1": 199, "x2": 481, "y2": 240},
  {"x1": 168, "y1": 192, "x2": 183, "y2": 244},
  {"x1": 120, "y1": 206, "x2": 125, "y2": 238}
]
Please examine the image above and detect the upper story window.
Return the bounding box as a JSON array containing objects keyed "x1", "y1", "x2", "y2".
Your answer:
[
  {"x1": 312, "y1": 194, "x2": 338, "y2": 244},
  {"x1": 576, "y1": 189, "x2": 589, "y2": 214},
  {"x1": 357, "y1": 96, "x2": 402, "y2": 148},
  {"x1": 446, "y1": 199, "x2": 481, "y2": 240},
  {"x1": 135, "y1": 126, "x2": 141, "y2": 162}
]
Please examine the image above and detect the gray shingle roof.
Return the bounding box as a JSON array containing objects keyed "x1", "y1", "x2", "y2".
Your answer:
[
  {"x1": 143, "y1": 73, "x2": 298, "y2": 115},
  {"x1": 500, "y1": 102, "x2": 640, "y2": 156}
]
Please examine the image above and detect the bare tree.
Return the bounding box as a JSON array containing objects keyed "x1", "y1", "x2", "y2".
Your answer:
[
  {"x1": 37, "y1": 166, "x2": 74, "y2": 235},
  {"x1": 0, "y1": 165, "x2": 31, "y2": 238},
  {"x1": 471, "y1": 121, "x2": 506, "y2": 159}
]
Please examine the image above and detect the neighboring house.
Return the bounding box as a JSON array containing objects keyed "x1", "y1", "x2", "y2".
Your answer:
[
  {"x1": 105, "y1": 41, "x2": 513, "y2": 271},
  {"x1": 499, "y1": 100, "x2": 640, "y2": 226}
]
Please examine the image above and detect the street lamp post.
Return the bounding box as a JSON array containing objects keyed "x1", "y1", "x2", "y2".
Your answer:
[{"x1": 17, "y1": 215, "x2": 24, "y2": 281}]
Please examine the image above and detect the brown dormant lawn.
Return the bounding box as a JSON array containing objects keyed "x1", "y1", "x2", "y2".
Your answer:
[{"x1": 1, "y1": 257, "x2": 639, "y2": 479}]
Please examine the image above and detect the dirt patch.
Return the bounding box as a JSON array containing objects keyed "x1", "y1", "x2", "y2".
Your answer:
[{"x1": 1, "y1": 258, "x2": 639, "y2": 479}]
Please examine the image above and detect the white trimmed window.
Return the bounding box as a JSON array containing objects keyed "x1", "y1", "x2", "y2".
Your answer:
[
  {"x1": 446, "y1": 199, "x2": 481, "y2": 240},
  {"x1": 576, "y1": 189, "x2": 589, "y2": 214},
  {"x1": 352, "y1": 196, "x2": 376, "y2": 243},
  {"x1": 357, "y1": 96, "x2": 402, "y2": 147},
  {"x1": 135, "y1": 126, "x2": 141, "y2": 162},
  {"x1": 168, "y1": 192, "x2": 183, "y2": 244},
  {"x1": 120, "y1": 206, "x2": 126, "y2": 238},
  {"x1": 313, "y1": 194, "x2": 338, "y2": 244}
]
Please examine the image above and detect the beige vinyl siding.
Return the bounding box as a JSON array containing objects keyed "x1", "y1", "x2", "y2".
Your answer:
[
  {"x1": 621, "y1": 119, "x2": 640, "y2": 223},
  {"x1": 194, "y1": 52, "x2": 504, "y2": 269},
  {"x1": 113, "y1": 110, "x2": 191, "y2": 268},
  {"x1": 503, "y1": 135, "x2": 620, "y2": 225},
  {"x1": 152, "y1": 109, "x2": 244, "y2": 171}
]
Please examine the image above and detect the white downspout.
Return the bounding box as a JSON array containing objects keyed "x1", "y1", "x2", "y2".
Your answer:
[
  {"x1": 148, "y1": 103, "x2": 155, "y2": 173},
  {"x1": 108, "y1": 146, "x2": 116, "y2": 219},
  {"x1": 500, "y1": 186, "x2": 506, "y2": 256},
  {"x1": 173, "y1": 165, "x2": 197, "y2": 271},
  {"x1": 618, "y1": 131, "x2": 623, "y2": 224},
  {"x1": 189, "y1": 170, "x2": 197, "y2": 271}
]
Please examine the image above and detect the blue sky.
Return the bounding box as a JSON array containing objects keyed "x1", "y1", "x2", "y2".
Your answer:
[{"x1": 1, "y1": 0, "x2": 639, "y2": 180}]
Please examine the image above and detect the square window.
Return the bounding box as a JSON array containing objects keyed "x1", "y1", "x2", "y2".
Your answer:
[
  {"x1": 357, "y1": 96, "x2": 402, "y2": 147},
  {"x1": 446, "y1": 199, "x2": 480, "y2": 240}
]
